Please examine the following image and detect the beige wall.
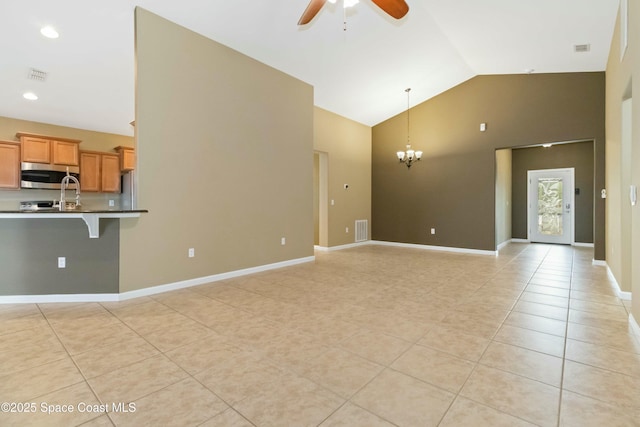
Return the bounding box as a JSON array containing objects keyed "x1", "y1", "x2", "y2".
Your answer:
[
  {"x1": 119, "y1": 8, "x2": 314, "y2": 292},
  {"x1": 495, "y1": 148, "x2": 512, "y2": 246},
  {"x1": 606, "y1": 1, "x2": 639, "y2": 319},
  {"x1": 313, "y1": 107, "x2": 371, "y2": 247}
]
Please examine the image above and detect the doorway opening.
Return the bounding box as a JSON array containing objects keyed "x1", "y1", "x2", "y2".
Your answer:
[
  {"x1": 496, "y1": 140, "x2": 595, "y2": 253},
  {"x1": 313, "y1": 151, "x2": 328, "y2": 247}
]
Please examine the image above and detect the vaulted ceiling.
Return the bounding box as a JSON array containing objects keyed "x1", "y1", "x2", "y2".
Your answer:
[{"x1": 0, "y1": 0, "x2": 619, "y2": 136}]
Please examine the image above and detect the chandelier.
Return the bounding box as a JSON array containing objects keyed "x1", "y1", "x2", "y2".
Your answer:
[{"x1": 396, "y1": 88, "x2": 422, "y2": 168}]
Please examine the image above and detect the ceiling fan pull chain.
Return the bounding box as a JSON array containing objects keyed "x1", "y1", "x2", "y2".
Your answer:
[{"x1": 343, "y1": 4, "x2": 347, "y2": 31}]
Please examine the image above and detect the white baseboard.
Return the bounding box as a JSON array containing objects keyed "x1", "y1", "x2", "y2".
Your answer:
[
  {"x1": 630, "y1": 313, "x2": 640, "y2": 336},
  {"x1": 0, "y1": 255, "x2": 315, "y2": 304},
  {"x1": 573, "y1": 242, "x2": 595, "y2": 248},
  {"x1": 0, "y1": 293, "x2": 120, "y2": 304},
  {"x1": 119, "y1": 255, "x2": 315, "y2": 301},
  {"x1": 606, "y1": 265, "x2": 632, "y2": 301},
  {"x1": 510, "y1": 238, "x2": 530, "y2": 243},
  {"x1": 314, "y1": 241, "x2": 370, "y2": 252},
  {"x1": 497, "y1": 240, "x2": 510, "y2": 251},
  {"x1": 592, "y1": 259, "x2": 607, "y2": 266},
  {"x1": 370, "y1": 240, "x2": 497, "y2": 256}
]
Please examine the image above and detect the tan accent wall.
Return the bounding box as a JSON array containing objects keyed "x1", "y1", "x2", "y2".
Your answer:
[
  {"x1": 313, "y1": 107, "x2": 371, "y2": 247},
  {"x1": 372, "y1": 73, "x2": 605, "y2": 256},
  {"x1": 119, "y1": 8, "x2": 314, "y2": 292},
  {"x1": 495, "y1": 148, "x2": 512, "y2": 246},
  {"x1": 606, "y1": 1, "x2": 639, "y2": 318}
]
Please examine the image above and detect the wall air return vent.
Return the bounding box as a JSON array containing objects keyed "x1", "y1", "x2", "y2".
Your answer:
[
  {"x1": 574, "y1": 44, "x2": 590, "y2": 53},
  {"x1": 355, "y1": 219, "x2": 368, "y2": 242},
  {"x1": 27, "y1": 68, "x2": 47, "y2": 81}
]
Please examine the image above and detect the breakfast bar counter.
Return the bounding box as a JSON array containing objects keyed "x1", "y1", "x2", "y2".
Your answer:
[{"x1": 0, "y1": 209, "x2": 148, "y2": 238}]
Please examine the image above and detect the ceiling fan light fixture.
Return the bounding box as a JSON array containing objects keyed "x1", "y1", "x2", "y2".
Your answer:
[{"x1": 298, "y1": 0, "x2": 407, "y2": 25}]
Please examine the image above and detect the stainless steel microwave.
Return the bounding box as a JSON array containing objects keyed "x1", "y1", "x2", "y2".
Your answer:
[{"x1": 21, "y1": 162, "x2": 79, "y2": 189}]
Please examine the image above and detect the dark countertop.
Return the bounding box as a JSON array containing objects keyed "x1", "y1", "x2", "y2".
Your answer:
[{"x1": 0, "y1": 209, "x2": 148, "y2": 214}]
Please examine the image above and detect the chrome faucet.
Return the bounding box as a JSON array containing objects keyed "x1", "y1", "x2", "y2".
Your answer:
[{"x1": 59, "y1": 168, "x2": 81, "y2": 211}]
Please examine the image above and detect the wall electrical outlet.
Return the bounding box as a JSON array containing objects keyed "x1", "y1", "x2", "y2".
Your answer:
[
  {"x1": 431, "y1": 228, "x2": 436, "y2": 235},
  {"x1": 346, "y1": 227, "x2": 349, "y2": 233},
  {"x1": 281, "y1": 237, "x2": 286, "y2": 245},
  {"x1": 108, "y1": 199, "x2": 115, "y2": 207},
  {"x1": 188, "y1": 248, "x2": 195, "y2": 258},
  {"x1": 58, "y1": 257, "x2": 66, "y2": 268}
]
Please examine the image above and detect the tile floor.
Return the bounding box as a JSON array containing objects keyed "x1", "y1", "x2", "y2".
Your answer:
[{"x1": 1, "y1": 243, "x2": 639, "y2": 426}]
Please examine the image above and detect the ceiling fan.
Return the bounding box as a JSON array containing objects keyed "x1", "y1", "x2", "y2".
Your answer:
[{"x1": 298, "y1": 0, "x2": 409, "y2": 25}]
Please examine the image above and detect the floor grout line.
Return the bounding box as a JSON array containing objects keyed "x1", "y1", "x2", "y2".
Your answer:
[{"x1": 3, "y1": 244, "x2": 637, "y2": 426}]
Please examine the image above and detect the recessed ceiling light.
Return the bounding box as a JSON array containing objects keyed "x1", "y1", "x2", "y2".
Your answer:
[
  {"x1": 542, "y1": 144, "x2": 552, "y2": 148},
  {"x1": 23, "y1": 92, "x2": 38, "y2": 101},
  {"x1": 40, "y1": 26, "x2": 59, "y2": 39},
  {"x1": 525, "y1": 69, "x2": 535, "y2": 74}
]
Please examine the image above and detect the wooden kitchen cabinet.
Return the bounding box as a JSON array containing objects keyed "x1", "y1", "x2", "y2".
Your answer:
[
  {"x1": 80, "y1": 152, "x2": 101, "y2": 192},
  {"x1": 101, "y1": 154, "x2": 121, "y2": 193},
  {"x1": 20, "y1": 136, "x2": 50, "y2": 164},
  {"x1": 17, "y1": 132, "x2": 81, "y2": 166},
  {"x1": 115, "y1": 146, "x2": 135, "y2": 171},
  {"x1": 80, "y1": 151, "x2": 120, "y2": 193},
  {"x1": 52, "y1": 140, "x2": 80, "y2": 165},
  {"x1": 0, "y1": 140, "x2": 21, "y2": 189}
]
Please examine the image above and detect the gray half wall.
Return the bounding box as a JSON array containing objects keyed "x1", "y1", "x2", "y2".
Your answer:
[{"x1": 0, "y1": 219, "x2": 119, "y2": 295}]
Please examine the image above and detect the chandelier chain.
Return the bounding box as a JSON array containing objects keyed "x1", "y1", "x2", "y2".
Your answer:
[{"x1": 406, "y1": 88, "x2": 410, "y2": 147}]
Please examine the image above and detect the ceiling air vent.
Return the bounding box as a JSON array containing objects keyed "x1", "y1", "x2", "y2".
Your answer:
[
  {"x1": 574, "y1": 44, "x2": 591, "y2": 53},
  {"x1": 27, "y1": 68, "x2": 47, "y2": 81}
]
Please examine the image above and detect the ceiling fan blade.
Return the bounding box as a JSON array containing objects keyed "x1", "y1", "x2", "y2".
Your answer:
[
  {"x1": 298, "y1": 0, "x2": 328, "y2": 25},
  {"x1": 370, "y1": 0, "x2": 409, "y2": 19}
]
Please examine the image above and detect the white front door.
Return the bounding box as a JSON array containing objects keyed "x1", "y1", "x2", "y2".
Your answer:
[{"x1": 528, "y1": 168, "x2": 574, "y2": 245}]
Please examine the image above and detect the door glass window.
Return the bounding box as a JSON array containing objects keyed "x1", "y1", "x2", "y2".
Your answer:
[{"x1": 537, "y1": 178, "x2": 563, "y2": 236}]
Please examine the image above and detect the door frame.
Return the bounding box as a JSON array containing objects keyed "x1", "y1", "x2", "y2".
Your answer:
[{"x1": 527, "y1": 167, "x2": 575, "y2": 245}]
